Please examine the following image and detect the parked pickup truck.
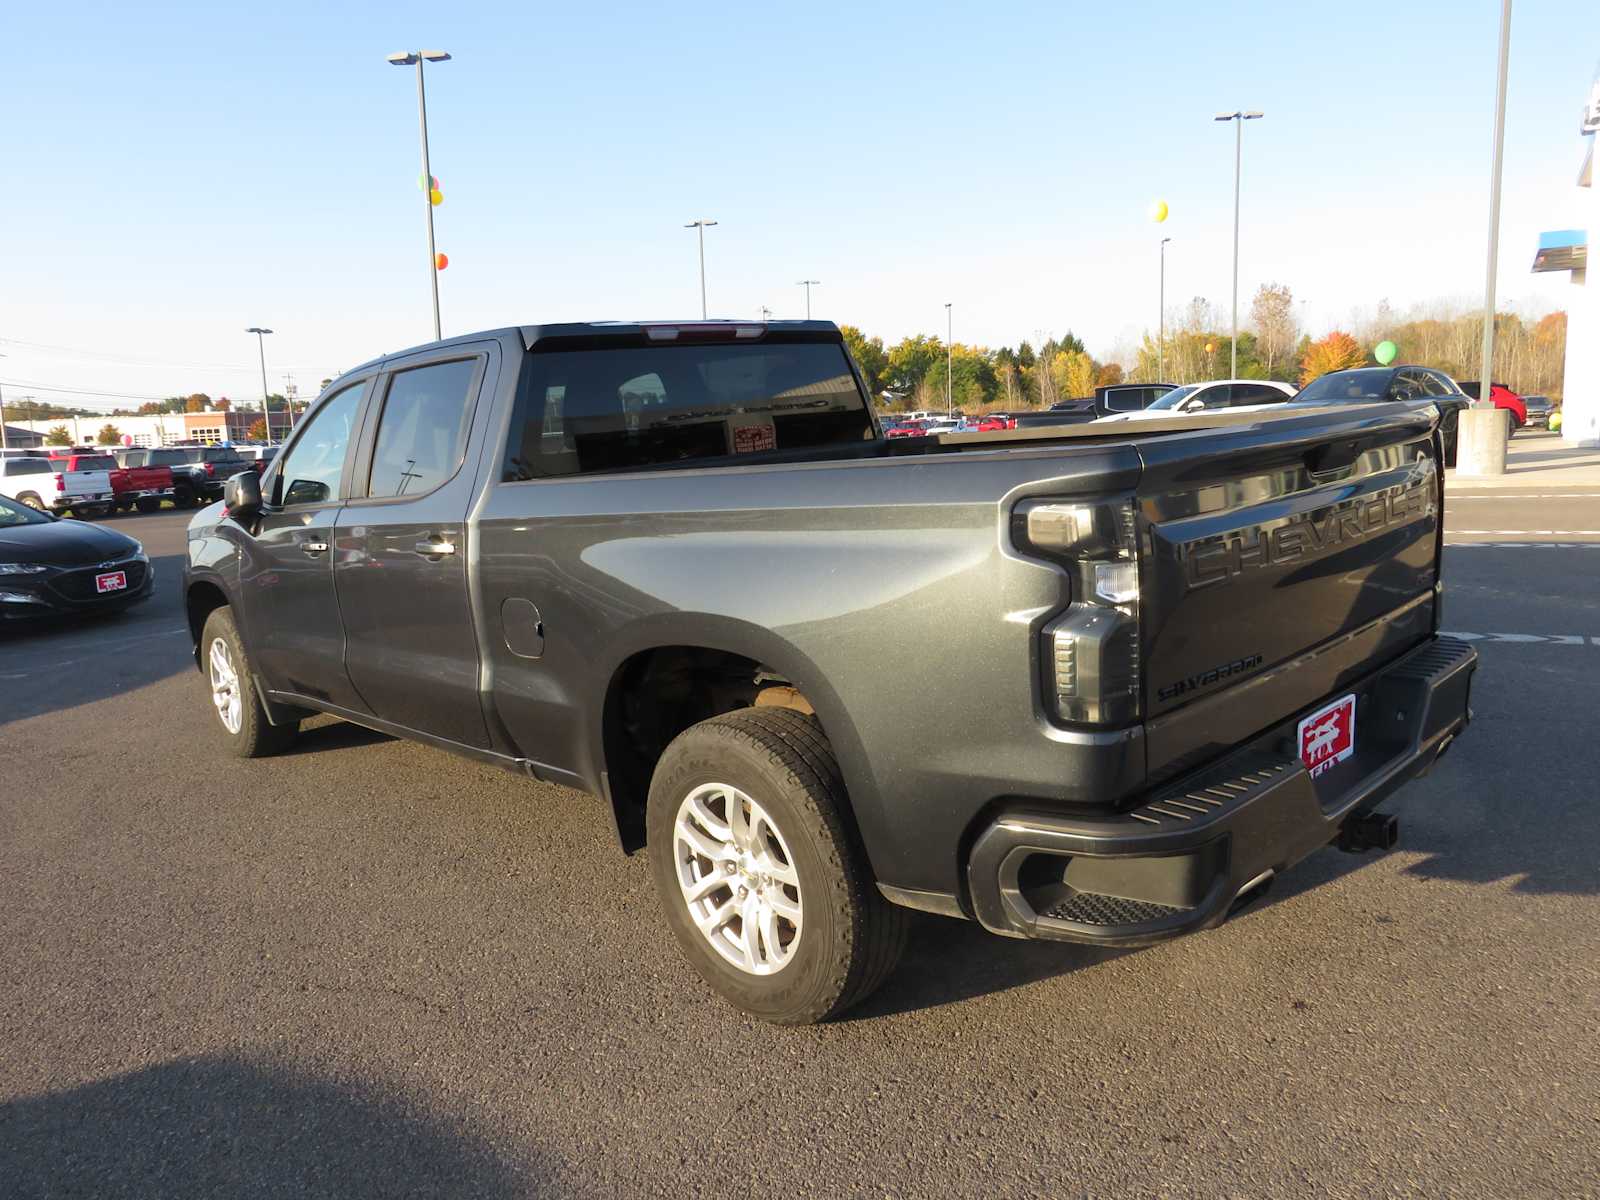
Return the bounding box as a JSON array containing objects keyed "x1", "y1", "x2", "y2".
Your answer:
[
  {"x1": 0, "y1": 454, "x2": 114, "y2": 516},
  {"x1": 113, "y1": 447, "x2": 209, "y2": 508},
  {"x1": 184, "y1": 320, "x2": 1476, "y2": 1024}
]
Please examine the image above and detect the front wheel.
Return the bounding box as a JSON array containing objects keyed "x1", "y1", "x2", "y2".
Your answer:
[
  {"x1": 646, "y1": 706, "x2": 907, "y2": 1024},
  {"x1": 200, "y1": 607, "x2": 298, "y2": 758}
]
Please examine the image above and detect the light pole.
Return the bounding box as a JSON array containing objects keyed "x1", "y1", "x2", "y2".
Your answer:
[
  {"x1": 1478, "y1": 0, "x2": 1513, "y2": 407},
  {"x1": 0, "y1": 354, "x2": 8, "y2": 451},
  {"x1": 245, "y1": 328, "x2": 272, "y2": 443},
  {"x1": 760, "y1": 305, "x2": 773, "y2": 322},
  {"x1": 387, "y1": 49, "x2": 451, "y2": 342},
  {"x1": 684, "y1": 219, "x2": 717, "y2": 318},
  {"x1": 944, "y1": 303, "x2": 953, "y2": 417},
  {"x1": 796, "y1": 279, "x2": 819, "y2": 319},
  {"x1": 1158, "y1": 237, "x2": 1172, "y2": 381},
  {"x1": 1215, "y1": 110, "x2": 1263, "y2": 379}
]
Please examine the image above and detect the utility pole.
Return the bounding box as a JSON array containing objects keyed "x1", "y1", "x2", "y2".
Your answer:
[
  {"x1": 944, "y1": 302, "x2": 953, "y2": 417},
  {"x1": 760, "y1": 305, "x2": 773, "y2": 322},
  {"x1": 796, "y1": 280, "x2": 819, "y2": 319},
  {"x1": 1478, "y1": 0, "x2": 1514, "y2": 406},
  {"x1": 281, "y1": 376, "x2": 298, "y2": 445},
  {"x1": 684, "y1": 219, "x2": 717, "y2": 318},
  {"x1": 1215, "y1": 110, "x2": 1263, "y2": 379},
  {"x1": 1159, "y1": 237, "x2": 1172, "y2": 381},
  {"x1": 246, "y1": 328, "x2": 272, "y2": 443}
]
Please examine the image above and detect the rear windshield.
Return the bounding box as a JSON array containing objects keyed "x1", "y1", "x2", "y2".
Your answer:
[
  {"x1": 1293, "y1": 370, "x2": 1393, "y2": 404},
  {"x1": 149, "y1": 449, "x2": 189, "y2": 466},
  {"x1": 54, "y1": 455, "x2": 116, "y2": 471},
  {"x1": 504, "y1": 338, "x2": 872, "y2": 479}
]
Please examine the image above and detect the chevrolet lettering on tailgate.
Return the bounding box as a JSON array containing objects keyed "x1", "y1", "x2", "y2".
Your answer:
[{"x1": 1180, "y1": 481, "x2": 1431, "y2": 591}]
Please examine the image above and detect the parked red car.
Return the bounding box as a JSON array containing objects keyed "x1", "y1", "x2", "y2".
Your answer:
[
  {"x1": 971, "y1": 414, "x2": 1014, "y2": 432},
  {"x1": 1459, "y1": 382, "x2": 1527, "y2": 430},
  {"x1": 884, "y1": 419, "x2": 930, "y2": 439}
]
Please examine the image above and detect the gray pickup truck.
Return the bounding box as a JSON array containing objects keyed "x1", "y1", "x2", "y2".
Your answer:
[{"x1": 183, "y1": 320, "x2": 1476, "y2": 1023}]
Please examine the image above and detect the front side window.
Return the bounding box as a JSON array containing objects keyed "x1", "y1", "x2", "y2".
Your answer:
[
  {"x1": 1146, "y1": 385, "x2": 1197, "y2": 412},
  {"x1": 367, "y1": 359, "x2": 477, "y2": 498},
  {"x1": 272, "y1": 382, "x2": 364, "y2": 507},
  {"x1": 504, "y1": 339, "x2": 873, "y2": 479}
]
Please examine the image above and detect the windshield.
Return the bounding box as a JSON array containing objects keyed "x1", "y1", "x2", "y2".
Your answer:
[
  {"x1": 1294, "y1": 369, "x2": 1393, "y2": 404},
  {"x1": 0, "y1": 494, "x2": 51, "y2": 527},
  {"x1": 1146, "y1": 385, "x2": 1199, "y2": 412}
]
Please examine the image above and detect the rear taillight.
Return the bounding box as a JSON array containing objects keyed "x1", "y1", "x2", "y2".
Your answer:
[
  {"x1": 1014, "y1": 499, "x2": 1142, "y2": 727},
  {"x1": 205, "y1": 463, "x2": 216, "y2": 478},
  {"x1": 55, "y1": 474, "x2": 65, "y2": 492}
]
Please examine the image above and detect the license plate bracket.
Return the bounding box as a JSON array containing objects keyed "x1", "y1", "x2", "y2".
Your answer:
[
  {"x1": 95, "y1": 570, "x2": 128, "y2": 593},
  {"x1": 1298, "y1": 694, "x2": 1356, "y2": 777}
]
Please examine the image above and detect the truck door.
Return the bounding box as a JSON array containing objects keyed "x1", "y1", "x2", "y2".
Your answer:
[
  {"x1": 241, "y1": 378, "x2": 371, "y2": 712},
  {"x1": 332, "y1": 348, "x2": 495, "y2": 749}
]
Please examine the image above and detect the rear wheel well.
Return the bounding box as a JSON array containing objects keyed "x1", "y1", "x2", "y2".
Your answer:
[
  {"x1": 185, "y1": 582, "x2": 230, "y2": 660},
  {"x1": 603, "y1": 646, "x2": 819, "y2": 853}
]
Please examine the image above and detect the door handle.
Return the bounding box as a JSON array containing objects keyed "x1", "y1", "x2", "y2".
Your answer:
[
  {"x1": 414, "y1": 539, "x2": 457, "y2": 557},
  {"x1": 301, "y1": 541, "x2": 329, "y2": 555}
]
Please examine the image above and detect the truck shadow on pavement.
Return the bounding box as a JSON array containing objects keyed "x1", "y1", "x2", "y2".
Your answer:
[{"x1": 0, "y1": 1054, "x2": 529, "y2": 1199}]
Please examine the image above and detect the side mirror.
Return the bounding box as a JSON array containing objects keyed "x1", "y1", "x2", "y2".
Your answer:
[
  {"x1": 224, "y1": 470, "x2": 263, "y2": 519},
  {"x1": 1182, "y1": 397, "x2": 1207, "y2": 412}
]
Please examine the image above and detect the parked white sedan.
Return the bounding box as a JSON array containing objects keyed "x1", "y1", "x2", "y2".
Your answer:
[{"x1": 1098, "y1": 379, "x2": 1296, "y2": 421}]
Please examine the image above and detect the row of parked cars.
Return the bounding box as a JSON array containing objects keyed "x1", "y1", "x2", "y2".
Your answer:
[
  {"x1": 0, "y1": 443, "x2": 273, "y2": 519},
  {"x1": 881, "y1": 369, "x2": 1550, "y2": 469}
]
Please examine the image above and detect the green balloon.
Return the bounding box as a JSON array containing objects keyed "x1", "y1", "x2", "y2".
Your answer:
[{"x1": 1374, "y1": 340, "x2": 1398, "y2": 365}]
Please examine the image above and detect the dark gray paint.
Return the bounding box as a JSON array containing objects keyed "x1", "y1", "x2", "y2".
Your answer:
[{"x1": 185, "y1": 323, "x2": 1456, "y2": 906}]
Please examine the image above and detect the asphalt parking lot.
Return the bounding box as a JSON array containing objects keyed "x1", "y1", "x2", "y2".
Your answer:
[{"x1": 3, "y1": 440, "x2": 1597, "y2": 1198}]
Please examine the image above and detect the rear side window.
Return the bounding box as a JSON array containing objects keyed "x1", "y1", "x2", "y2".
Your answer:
[
  {"x1": 6, "y1": 458, "x2": 52, "y2": 476},
  {"x1": 366, "y1": 359, "x2": 477, "y2": 498},
  {"x1": 504, "y1": 339, "x2": 872, "y2": 479},
  {"x1": 150, "y1": 450, "x2": 187, "y2": 466}
]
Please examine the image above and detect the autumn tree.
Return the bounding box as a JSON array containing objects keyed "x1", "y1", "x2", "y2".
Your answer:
[
  {"x1": 247, "y1": 418, "x2": 267, "y2": 440},
  {"x1": 97, "y1": 424, "x2": 122, "y2": 445},
  {"x1": 137, "y1": 402, "x2": 161, "y2": 415},
  {"x1": 184, "y1": 393, "x2": 210, "y2": 413},
  {"x1": 1300, "y1": 331, "x2": 1367, "y2": 385},
  {"x1": 1249, "y1": 283, "x2": 1298, "y2": 379},
  {"x1": 213, "y1": 397, "x2": 231, "y2": 413},
  {"x1": 885, "y1": 335, "x2": 943, "y2": 396},
  {"x1": 839, "y1": 325, "x2": 888, "y2": 398},
  {"x1": 45, "y1": 425, "x2": 72, "y2": 446},
  {"x1": 1096, "y1": 362, "x2": 1125, "y2": 387}
]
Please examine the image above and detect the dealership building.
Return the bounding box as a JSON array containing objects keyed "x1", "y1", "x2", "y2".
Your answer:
[
  {"x1": 1531, "y1": 73, "x2": 1597, "y2": 448},
  {"x1": 5, "y1": 409, "x2": 261, "y2": 447}
]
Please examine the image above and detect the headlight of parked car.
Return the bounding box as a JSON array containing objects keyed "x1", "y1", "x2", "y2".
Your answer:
[{"x1": 0, "y1": 563, "x2": 51, "y2": 575}]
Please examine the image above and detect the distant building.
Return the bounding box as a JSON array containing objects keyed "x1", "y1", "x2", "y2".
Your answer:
[
  {"x1": 2, "y1": 424, "x2": 44, "y2": 448},
  {"x1": 6, "y1": 410, "x2": 259, "y2": 447}
]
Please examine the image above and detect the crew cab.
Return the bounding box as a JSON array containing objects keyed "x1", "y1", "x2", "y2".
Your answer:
[
  {"x1": 1, "y1": 454, "x2": 112, "y2": 517},
  {"x1": 184, "y1": 321, "x2": 1476, "y2": 1024},
  {"x1": 115, "y1": 447, "x2": 214, "y2": 508}
]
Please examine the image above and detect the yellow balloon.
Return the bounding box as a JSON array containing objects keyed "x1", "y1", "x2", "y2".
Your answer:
[
  {"x1": 430, "y1": 188, "x2": 443, "y2": 206},
  {"x1": 1150, "y1": 200, "x2": 1169, "y2": 223}
]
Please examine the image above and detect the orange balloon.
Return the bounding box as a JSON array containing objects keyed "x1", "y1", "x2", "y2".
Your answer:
[
  {"x1": 430, "y1": 188, "x2": 443, "y2": 206},
  {"x1": 435, "y1": 252, "x2": 448, "y2": 270}
]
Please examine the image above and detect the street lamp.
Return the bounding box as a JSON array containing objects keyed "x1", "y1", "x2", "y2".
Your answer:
[
  {"x1": 796, "y1": 279, "x2": 819, "y2": 319},
  {"x1": 684, "y1": 219, "x2": 717, "y2": 319},
  {"x1": 760, "y1": 305, "x2": 773, "y2": 322},
  {"x1": 387, "y1": 49, "x2": 451, "y2": 342},
  {"x1": 1215, "y1": 110, "x2": 1263, "y2": 380},
  {"x1": 245, "y1": 328, "x2": 273, "y2": 443},
  {"x1": 1158, "y1": 237, "x2": 1172, "y2": 381},
  {"x1": 944, "y1": 302, "x2": 953, "y2": 417},
  {"x1": 1478, "y1": 0, "x2": 1513, "y2": 408}
]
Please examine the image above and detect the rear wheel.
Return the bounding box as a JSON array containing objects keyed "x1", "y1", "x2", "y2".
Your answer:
[
  {"x1": 200, "y1": 607, "x2": 298, "y2": 758},
  {"x1": 646, "y1": 706, "x2": 907, "y2": 1024},
  {"x1": 174, "y1": 485, "x2": 196, "y2": 509},
  {"x1": 18, "y1": 493, "x2": 44, "y2": 511},
  {"x1": 135, "y1": 496, "x2": 161, "y2": 513}
]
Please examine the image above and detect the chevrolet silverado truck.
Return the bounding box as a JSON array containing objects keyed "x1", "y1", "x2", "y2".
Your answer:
[{"x1": 183, "y1": 320, "x2": 1476, "y2": 1024}]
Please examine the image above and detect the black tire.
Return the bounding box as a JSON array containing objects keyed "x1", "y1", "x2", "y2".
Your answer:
[
  {"x1": 646, "y1": 706, "x2": 907, "y2": 1024},
  {"x1": 18, "y1": 493, "x2": 44, "y2": 511},
  {"x1": 199, "y1": 606, "x2": 298, "y2": 758},
  {"x1": 135, "y1": 496, "x2": 161, "y2": 513},
  {"x1": 174, "y1": 485, "x2": 196, "y2": 509}
]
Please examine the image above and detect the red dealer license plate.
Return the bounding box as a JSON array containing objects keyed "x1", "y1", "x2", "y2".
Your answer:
[
  {"x1": 95, "y1": 571, "x2": 127, "y2": 593},
  {"x1": 1298, "y1": 694, "x2": 1356, "y2": 777}
]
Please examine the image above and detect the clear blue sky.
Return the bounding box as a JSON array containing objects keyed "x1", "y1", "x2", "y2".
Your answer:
[{"x1": 2, "y1": 0, "x2": 1595, "y2": 411}]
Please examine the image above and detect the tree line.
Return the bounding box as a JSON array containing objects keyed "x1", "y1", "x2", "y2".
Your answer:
[{"x1": 845, "y1": 285, "x2": 1567, "y2": 413}]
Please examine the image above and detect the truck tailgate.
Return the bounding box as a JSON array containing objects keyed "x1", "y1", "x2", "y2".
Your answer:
[
  {"x1": 1134, "y1": 403, "x2": 1441, "y2": 782},
  {"x1": 61, "y1": 469, "x2": 113, "y2": 499}
]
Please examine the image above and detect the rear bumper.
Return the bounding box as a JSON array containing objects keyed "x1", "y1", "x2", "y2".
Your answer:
[{"x1": 967, "y1": 635, "x2": 1476, "y2": 945}]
